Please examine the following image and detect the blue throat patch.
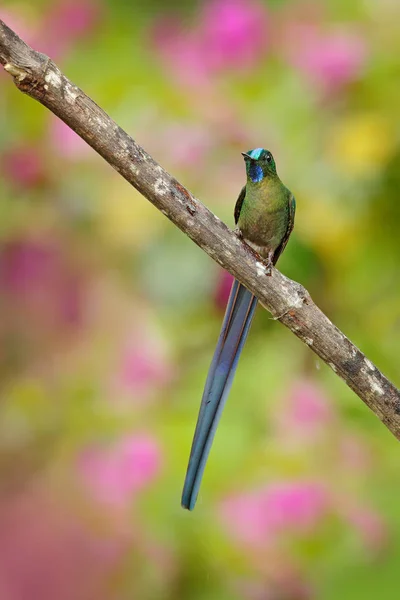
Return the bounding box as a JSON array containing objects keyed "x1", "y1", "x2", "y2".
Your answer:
[{"x1": 249, "y1": 163, "x2": 263, "y2": 183}]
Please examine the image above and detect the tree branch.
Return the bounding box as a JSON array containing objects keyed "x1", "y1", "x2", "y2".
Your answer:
[{"x1": 1, "y1": 19, "x2": 399, "y2": 439}]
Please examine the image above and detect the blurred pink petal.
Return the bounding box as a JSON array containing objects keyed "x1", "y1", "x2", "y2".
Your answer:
[
  {"x1": 214, "y1": 270, "x2": 234, "y2": 311},
  {"x1": 1, "y1": 241, "x2": 58, "y2": 293},
  {"x1": 220, "y1": 481, "x2": 329, "y2": 547},
  {"x1": 220, "y1": 493, "x2": 270, "y2": 546},
  {"x1": 346, "y1": 506, "x2": 388, "y2": 555},
  {"x1": 265, "y1": 482, "x2": 329, "y2": 532},
  {"x1": 339, "y1": 435, "x2": 372, "y2": 472},
  {"x1": 152, "y1": 19, "x2": 210, "y2": 87},
  {"x1": 2, "y1": 145, "x2": 46, "y2": 189},
  {"x1": 79, "y1": 433, "x2": 162, "y2": 507},
  {"x1": 200, "y1": 0, "x2": 269, "y2": 71},
  {"x1": 116, "y1": 329, "x2": 172, "y2": 402},
  {"x1": 161, "y1": 122, "x2": 212, "y2": 168},
  {"x1": 0, "y1": 239, "x2": 85, "y2": 328},
  {"x1": 287, "y1": 26, "x2": 367, "y2": 92},
  {"x1": 38, "y1": 0, "x2": 101, "y2": 58},
  {"x1": 236, "y1": 573, "x2": 313, "y2": 600},
  {"x1": 0, "y1": 9, "x2": 36, "y2": 48},
  {"x1": 0, "y1": 237, "x2": 86, "y2": 373},
  {"x1": 49, "y1": 118, "x2": 91, "y2": 159},
  {"x1": 48, "y1": 0, "x2": 99, "y2": 37},
  {"x1": 0, "y1": 491, "x2": 126, "y2": 600},
  {"x1": 276, "y1": 379, "x2": 334, "y2": 440},
  {"x1": 152, "y1": 0, "x2": 269, "y2": 85}
]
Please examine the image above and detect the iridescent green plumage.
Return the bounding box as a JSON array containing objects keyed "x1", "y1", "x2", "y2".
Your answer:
[
  {"x1": 236, "y1": 148, "x2": 295, "y2": 270},
  {"x1": 181, "y1": 149, "x2": 295, "y2": 510}
]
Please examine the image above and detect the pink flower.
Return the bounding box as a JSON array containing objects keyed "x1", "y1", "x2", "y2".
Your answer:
[
  {"x1": 265, "y1": 482, "x2": 329, "y2": 532},
  {"x1": 0, "y1": 490, "x2": 126, "y2": 600},
  {"x1": 152, "y1": 21, "x2": 209, "y2": 87},
  {"x1": 275, "y1": 379, "x2": 334, "y2": 441},
  {"x1": 152, "y1": 0, "x2": 269, "y2": 85},
  {"x1": 115, "y1": 330, "x2": 172, "y2": 402},
  {"x1": 38, "y1": 0, "x2": 101, "y2": 58},
  {"x1": 49, "y1": 118, "x2": 91, "y2": 159},
  {"x1": 214, "y1": 270, "x2": 235, "y2": 311},
  {"x1": 345, "y1": 505, "x2": 387, "y2": 555},
  {"x1": 159, "y1": 122, "x2": 213, "y2": 168},
  {"x1": 2, "y1": 145, "x2": 46, "y2": 189},
  {"x1": 0, "y1": 9, "x2": 37, "y2": 49},
  {"x1": 1, "y1": 242, "x2": 56, "y2": 293},
  {"x1": 200, "y1": 0, "x2": 269, "y2": 72},
  {"x1": 287, "y1": 26, "x2": 367, "y2": 92},
  {"x1": 79, "y1": 434, "x2": 162, "y2": 507},
  {"x1": 0, "y1": 239, "x2": 84, "y2": 328},
  {"x1": 0, "y1": 237, "x2": 86, "y2": 373},
  {"x1": 220, "y1": 493, "x2": 270, "y2": 546},
  {"x1": 339, "y1": 435, "x2": 372, "y2": 473},
  {"x1": 48, "y1": 0, "x2": 99, "y2": 38},
  {"x1": 236, "y1": 574, "x2": 313, "y2": 600},
  {"x1": 220, "y1": 481, "x2": 329, "y2": 547}
]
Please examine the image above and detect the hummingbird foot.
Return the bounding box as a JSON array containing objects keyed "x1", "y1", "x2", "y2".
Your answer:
[{"x1": 265, "y1": 250, "x2": 275, "y2": 276}]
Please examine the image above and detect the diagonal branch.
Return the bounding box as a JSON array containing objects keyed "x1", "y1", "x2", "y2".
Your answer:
[{"x1": 1, "y1": 19, "x2": 399, "y2": 439}]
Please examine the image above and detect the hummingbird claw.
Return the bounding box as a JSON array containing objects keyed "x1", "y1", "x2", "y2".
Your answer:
[
  {"x1": 265, "y1": 250, "x2": 274, "y2": 276},
  {"x1": 234, "y1": 227, "x2": 243, "y2": 239}
]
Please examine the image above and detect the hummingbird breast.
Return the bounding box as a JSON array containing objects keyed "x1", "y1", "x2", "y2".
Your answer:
[{"x1": 238, "y1": 180, "x2": 289, "y2": 258}]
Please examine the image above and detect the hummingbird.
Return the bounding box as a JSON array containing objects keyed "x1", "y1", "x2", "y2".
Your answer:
[{"x1": 181, "y1": 148, "x2": 296, "y2": 510}]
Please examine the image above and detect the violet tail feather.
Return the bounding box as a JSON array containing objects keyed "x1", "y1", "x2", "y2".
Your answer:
[{"x1": 181, "y1": 279, "x2": 257, "y2": 510}]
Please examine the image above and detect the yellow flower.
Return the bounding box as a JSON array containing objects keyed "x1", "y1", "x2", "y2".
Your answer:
[
  {"x1": 328, "y1": 113, "x2": 395, "y2": 176},
  {"x1": 97, "y1": 175, "x2": 166, "y2": 249},
  {"x1": 299, "y1": 194, "x2": 361, "y2": 262}
]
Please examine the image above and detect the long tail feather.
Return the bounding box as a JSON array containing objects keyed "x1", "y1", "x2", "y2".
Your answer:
[{"x1": 181, "y1": 279, "x2": 257, "y2": 510}]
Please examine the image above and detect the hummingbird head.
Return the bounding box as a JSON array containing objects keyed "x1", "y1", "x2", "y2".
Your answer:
[{"x1": 242, "y1": 148, "x2": 277, "y2": 183}]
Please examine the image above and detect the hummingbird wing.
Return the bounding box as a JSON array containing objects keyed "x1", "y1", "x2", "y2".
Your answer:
[
  {"x1": 181, "y1": 278, "x2": 257, "y2": 510},
  {"x1": 273, "y1": 193, "x2": 296, "y2": 265},
  {"x1": 234, "y1": 185, "x2": 246, "y2": 224}
]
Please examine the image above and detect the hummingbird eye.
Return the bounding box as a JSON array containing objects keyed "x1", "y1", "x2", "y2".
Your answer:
[{"x1": 266, "y1": 153, "x2": 272, "y2": 163}]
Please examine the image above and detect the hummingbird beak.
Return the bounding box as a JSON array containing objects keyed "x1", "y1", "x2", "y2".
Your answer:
[{"x1": 241, "y1": 152, "x2": 252, "y2": 160}]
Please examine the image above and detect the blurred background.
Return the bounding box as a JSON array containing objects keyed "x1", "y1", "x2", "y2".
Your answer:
[{"x1": 0, "y1": 0, "x2": 399, "y2": 598}]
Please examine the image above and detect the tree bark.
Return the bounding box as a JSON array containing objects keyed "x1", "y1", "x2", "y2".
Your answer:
[{"x1": 1, "y1": 19, "x2": 399, "y2": 439}]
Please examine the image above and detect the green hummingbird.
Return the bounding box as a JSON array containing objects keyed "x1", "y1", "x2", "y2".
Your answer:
[{"x1": 181, "y1": 148, "x2": 296, "y2": 511}]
